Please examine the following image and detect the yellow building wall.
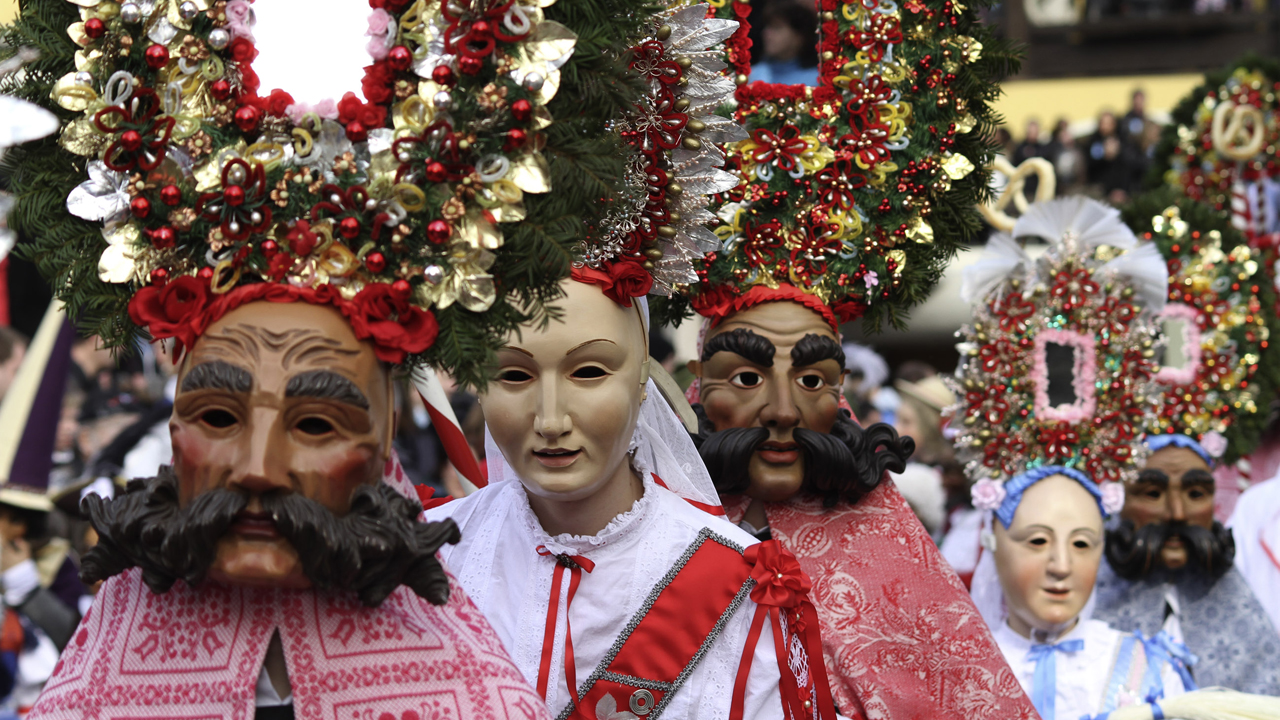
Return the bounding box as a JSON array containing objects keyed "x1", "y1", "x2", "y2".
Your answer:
[
  {"x1": 0, "y1": 0, "x2": 15, "y2": 24},
  {"x1": 994, "y1": 73, "x2": 1204, "y2": 136}
]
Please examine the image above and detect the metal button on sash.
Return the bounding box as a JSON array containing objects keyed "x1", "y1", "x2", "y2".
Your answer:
[{"x1": 629, "y1": 689, "x2": 655, "y2": 715}]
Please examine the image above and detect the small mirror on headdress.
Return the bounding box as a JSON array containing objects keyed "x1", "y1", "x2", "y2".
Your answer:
[
  {"x1": 1043, "y1": 341, "x2": 1078, "y2": 407},
  {"x1": 252, "y1": 1, "x2": 373, "y2": 105},
  {"x1": 1160, "y1": 317, "x2": 1189, "y2": 373}
]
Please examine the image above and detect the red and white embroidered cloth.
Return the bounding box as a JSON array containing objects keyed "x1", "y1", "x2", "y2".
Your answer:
[
  {"x1": 30, "y1": 456, "x2": 551, "y2": 720},
  {"x1": 724, "y1": 481, "x2": 1038, "y2": 720}
]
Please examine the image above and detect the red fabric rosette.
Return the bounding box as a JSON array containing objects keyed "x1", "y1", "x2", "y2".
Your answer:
[
  {"x1": 127, "y1": 275, "x2": 213, "y2": 356},
  {"x1": 570, "y1": 261, "x2": 653, "y2": 308}
]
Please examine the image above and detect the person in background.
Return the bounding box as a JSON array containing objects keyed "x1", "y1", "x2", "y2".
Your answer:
[
  {"x1": 749, "y1": 1, "x2": 819, "y2": 85},
  {"x1": 1228, "y1": 472, "x2": 1280, "y2": 637},
  {"x1": 0, "y1": 329, "x2": 24, "y2": 403},
  {"x1": 1048, "y1": 119, "x2": 1085, "y2": 194},
  {"x1": 892, "y1": 376, "x2": 957, "y2": 543},
  {"x1": 1086, "y1": 111, "x2": 1142, "y2": 204},
  {"x1": 1012, "y1": 119, "x2": 1047, "y2": 198}
]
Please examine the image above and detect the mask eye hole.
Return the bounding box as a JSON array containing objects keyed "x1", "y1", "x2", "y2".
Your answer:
[
  {"x1": 498, "y1": 369, "x2": 533, "y2": 383},
  {"x1": 796, "y1": 374, "x2": 824, "y2": 390},
  {"x1": 200, "y1": 409, "x2": 238, "y2": 428},
  {"x1": 572, "y1": 366, "x2": 607, "y2": 379},
  {"x1": 730, "y1": 371, "x2": 763, "y2": 389},
  {"x1": 296, "y1": 417, "x2": 334, "y2": 436}
]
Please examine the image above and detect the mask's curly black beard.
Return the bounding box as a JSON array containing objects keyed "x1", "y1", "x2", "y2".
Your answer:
[
  {"x1": 80, "y1": 466, "x2": 459, "y2": 607},
  {"x1": 691, "y1": 405, "x2": 913, "y2": 507},
  {"x1": 1105, "y1": 518, "x2": 1235, "y2": 581}
]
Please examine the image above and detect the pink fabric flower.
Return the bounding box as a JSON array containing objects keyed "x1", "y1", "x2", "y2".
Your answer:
[
  {"x1": 1100, "y1": 482, "x2": 1126, "y2": 516},
  {"x1": 224, "y1": 0, "x2": 255, "y2": 41},
  {"x1": 970, "y1": 478, "x2": 1007, "y2": 511},
  {"x1": 367, "y1": 9, "x2": 394, "y2": 59},
  {"x1": 1200, "y1": 430, "x2": 1227, "y2": 458},
  {"x1": 285, "y1": 100, "x2": 340, "y2": 124}
]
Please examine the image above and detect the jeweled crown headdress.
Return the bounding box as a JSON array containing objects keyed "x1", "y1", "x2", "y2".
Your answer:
[{"x1": 952, "y1": 197, "x2": 1168, "y2": 523}]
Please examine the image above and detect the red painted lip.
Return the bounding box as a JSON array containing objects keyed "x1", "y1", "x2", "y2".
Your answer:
[
  {"x1": 533, "y1": 448, "x2": 581, "y2": 468},
  {"x1": 757, "y1": 441, "x2": 800, "y2": 465},
  {"x1": 1043, "y1": 587, "x2": 1071, "y2": 597},
  {"x1": 231, "y1": 511, "x2": 280, "y2": 540}
]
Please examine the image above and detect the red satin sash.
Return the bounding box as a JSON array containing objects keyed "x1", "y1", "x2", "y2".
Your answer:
[{"x1": 565, "y1": 528, "x2": 752, "y2": 719}]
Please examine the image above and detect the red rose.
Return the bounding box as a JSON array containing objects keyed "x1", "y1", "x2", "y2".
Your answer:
[
  {"x1": 337, "y1": 92, "x2": 364, "y2": 125},
  {"x1": 744, "y1": 540, "x2": 812, "y2": 609},
  {"x1": 689, "y1": 284, "x2": 738, "y2": 319},
  {"x1": 362, "y1": 61, "x2": 395, "y2": 105},
  {"x1": 265, "y1": 88, "x2": 294, "y2": 117},
  {"x1": 607, "y1": 261, "x2": 653, "y2": 305},
  {"x1": 831, "y1": 297, "x2": 867, "y2": 323},
  {"x1": 344, "y1": 283, "x2": 438, "y2": 364},
  {"x1": 286, "y1": 220, "x2": 318, "y2": 256},
  {"x1": 268, "y1": 252, "x2": 293, "y2": 281},
  {"x1": 127, "y1": 275, "x2": 212, "y2": 354},
  {"x1": 228, "y1": 37, "x2": 257, "y2": 63},
  {"x1": 358, "y1": 103, "x2": 388, "y2": 129},
  {"x1": 239, "y1": 65, "x2": 260, "y2": 93}
]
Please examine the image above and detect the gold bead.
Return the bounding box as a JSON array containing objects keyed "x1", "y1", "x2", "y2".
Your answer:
[
  {"x1": 682, "y1": 136, "x2": 702, "y2": 150},
  {"x1": 822, "y1": 51, "x2": 834, "y2": 61},
  {"x1": 657, "y1": 225, "x2": 678, "y2": 238},
  {"x1": 676, "y1": 56, "x2": 693, "y2": 69},
  {"x1": 735, "y1": 73, "x2": 748, "y2": 85},
  {"x1": 656, "y1": 24, "x2": 672, "y2": 41},
  {"x1": 822, "y1": 11, "x2": 835, "y2": 19},
  {"x1": 674, "y1": 98, "x2": 690, "y2": 112},
  {"x1": 668, "y1": 182, "x2": 683, "y2": 196},
  {"x1": 644, "y1": 247, "x2": 664, "y2": 260},
  {"x1": 686, "y1": 119, "x2": 706, "y2": 132}
]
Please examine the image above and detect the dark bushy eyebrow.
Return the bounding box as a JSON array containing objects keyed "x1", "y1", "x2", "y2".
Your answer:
[
  {"x1": 1181, "y1": 469, "x2": 1216, "y2": 489},
  {"x1": 791, "y1": 334, "x2": 845, "y2": 369},
  {"x1": 701, "y1": 328, "x2": 776, "y2": 366},
  {"x1": 285, "y1": 370, "x2": 370, "y2": 409},
  {"x1": 181, "y1": 361, "x2": 252, "y2": 394}
]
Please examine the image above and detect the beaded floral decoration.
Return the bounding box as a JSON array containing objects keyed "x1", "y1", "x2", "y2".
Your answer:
[
  {"x1": 578, "y1": 3, "x2": 744, "y2": 298},
  {"x1": 5, "y1": 0, "x2": 654, "y2": 385},
  {"x1": 1123, "y1": 190, "x2": 1280, "y2": 464},
  {"x1": 657, "y1": 0, "x2": 1011, "y2": 330},
  {"x1": 951, "y1": 198, "x2": 1165, "y2": 489}
]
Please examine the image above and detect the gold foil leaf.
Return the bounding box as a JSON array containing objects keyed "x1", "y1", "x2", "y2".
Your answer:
[
  {"x1": 460, "y1": 211, "x2": 503, "y2": 250},
  {"x1": 888, "y1": 249, "x2": 906, "y2": 274},
  {"x1": 60, "y1": 117, "x2": 108, "y2": 156},
  {"x1": 98, "y1": 241, "x2": 138, "y2": 283},
  {"x1": 941, "y1": 153, "x2": 975, "y2": 180},
  {"x1": 955, "y1": 114, "x2": 977, "y2": 134},
  {"x1": 907, "y1": 217, "x2": 934, "y2": 244},
  {"x1": 509, "y1": 152, "x2": 552, "y2": 193},
  {"x1": 532, "y1": 106, "x2": 553, "y2": 130}
]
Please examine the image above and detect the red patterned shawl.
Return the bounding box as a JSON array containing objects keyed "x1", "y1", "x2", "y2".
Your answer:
[
  {"x1": 724, "y1": 481, "x2": 1037, "y2": 720},
  {"x1": 29, "y1": 456, "x2": 550, "y2": 720}
]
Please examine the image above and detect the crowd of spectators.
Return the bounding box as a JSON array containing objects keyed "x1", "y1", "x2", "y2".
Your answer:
[{"x1": 998, "y1": 89, "x2": 1161, "y2": 205}]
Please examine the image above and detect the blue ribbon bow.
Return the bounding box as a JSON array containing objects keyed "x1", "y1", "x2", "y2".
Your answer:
[
  {"x1": 1138, "y1": 631, "x2": 1199, "y2": 701},
  {"x1": 1027, "y1": 638, "x2": 1085, "y2": 720}
]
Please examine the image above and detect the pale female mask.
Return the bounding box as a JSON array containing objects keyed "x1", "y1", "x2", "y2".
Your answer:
[
  {"x1": 993, "y1": 474, "x2": 1105, "y2": 640},
  {"x1": 481, "y1": 279, "x2": 650, "y2": 535}
]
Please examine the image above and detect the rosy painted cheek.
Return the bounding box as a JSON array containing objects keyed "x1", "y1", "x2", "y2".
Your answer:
[
  {"x1": 703, "y1": 390, "x2": 758, "y2": 430},
  {"x1": 293, "y1": 445, "x2": 379, "y2": 513},
  {"x1": 170, "y1": 423, "x2": 227, "y2": 501},
  {"x1": 800, "y1": 395, "x2": 840, "y2": 434}
]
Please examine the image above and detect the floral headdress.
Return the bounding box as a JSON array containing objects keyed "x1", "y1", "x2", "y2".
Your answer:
[
  {"x1": 573, "y1": 3, "x2": 744, "y2": 307},
  {"x1": 1122, "y1": 190, "x2": 1280, "y2": 466},
  {"x1": 650, "y1": 0, "x2": 1014, "y2": 331},
  {"x1": 2, "y1": 0, "x2": 663, "y2": 386},
  {"x1": 952, "y1": 197, "x2": 1168, "y2": 526}
]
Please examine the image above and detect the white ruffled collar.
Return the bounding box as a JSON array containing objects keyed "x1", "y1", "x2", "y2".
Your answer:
[{"x1": 514, "y1": 471, "x2": 658, "y2": 556}]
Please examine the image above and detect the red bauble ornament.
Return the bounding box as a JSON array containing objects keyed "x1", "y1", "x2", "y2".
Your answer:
[
  {"x1": 424, "y1": 161, "x2": 447, "y2": 183},
  {"x1": 391, "y1": 279, "x2": 412, "y2": 298},
  {"x1": 120, "y1": 129, "x2": 143, "y2": 152},
  {"x1": 223, "y1": 184, "x2": 245, "y2": 207},
  {"x1": 458, "y1": 56, "x2": 482, "y2": 75},
  {"x1": 431, "y1": 65, "x2": 456, "y2": 87},
  {"x1": 339, "y1": 217, "x2": 361, "y2": 239},
  {"x1": 365, "y1": 251, "x2": 387, "y2": 274},
  {"x1": 472, "y1": 20, "x2": 492, "y2": 35},
  {"x1": 504, "y1": 128, "x2": 527, "y2": 150},
  {"x1": 511, "y1": 98, "x2": 532, "y2": 122},
  {"x1": 345, "y1": 120, "x2": 367, "y2": 142},
  {"x1": 148, "y1": 226, "x2": 176, "y2": 249},
  {"x1": 150, "y1": 267, "x2": 169, "y2": 285},
  {"x1": 260, "y1": 239, "x2": 279, "y2": 258},
  {"x1": 84, "y1": 17, "x2": 105, "y2": 39},
  {"x1": 160, "y1": 184, "x2": 182, "y2": 206},
  {"x1": 130, "y1": 196, "x2": 151, "y2": 219},
  {"x1": 234, "y1": 105, "x2": 261, "y2": 132},
  {"x1": 210, "y1": 79, "x2": 232, "y2": 100},
  {"x1": 426, "y1": 219, "x2": 451, "y2": 244},
  {"x1": 388, "y1": 45, "x2": 412, "y2": 71},
  {"x1": 145, "y1": 44, "x2": 170, "y2": 69},
  {"x1": 198, "y1": 266, "x2": 215, "y2": 280}
]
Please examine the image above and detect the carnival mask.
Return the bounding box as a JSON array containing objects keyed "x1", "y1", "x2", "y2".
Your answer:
[
  {"x1": 482, "y1": 280, "x2": 649, "y2": 509},
  {"x1": 80, "y1": 301, "x2": 458, "y2": 607},
  {"x1": 689, "y1": 301, "x2": 884, "y2": 503},
  {"x1": 1106, "y1": 446, "x2": 1233, "y2": 579},
  {"x1": 993, "y1": 474, "x2": 1104, "y2": 639}
]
